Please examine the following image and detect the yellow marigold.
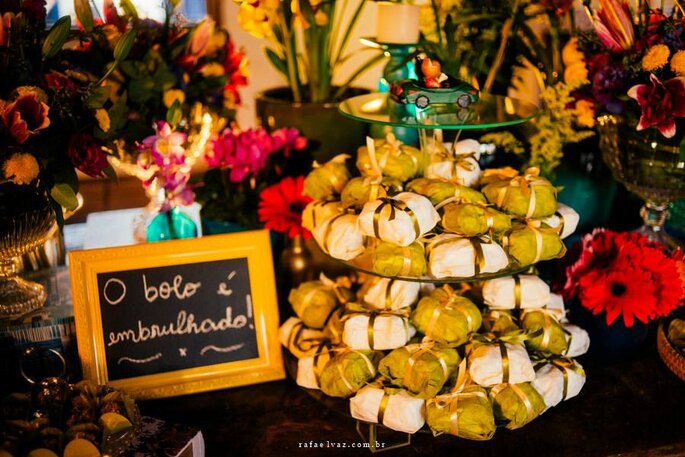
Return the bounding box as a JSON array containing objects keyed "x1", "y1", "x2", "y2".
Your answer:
[
  {"x1": 642, "y1": 44, "x2": 670, "y2": 71},
  {"x1": 564, "y1": 62, "x2": 589, "y2": 87},
  {"x1": 199, "y1": 63, "x2": 225, "y2": 78},
  {"x1": 670, "y1": 50, "x2": 685, "y2": 76},
  {"x1": 163, "y1": 89, "x2": 186, "y2": 108},
  {"x1": 575, "y1": 99, "x2": 596, "y2": 128},
  {"x1": 3, "y1": 153, "x2": 39, "y2": 185},
  {"x1": 95, "y1": 109, "x2": 110, "y2": 132},
  {"x1": 562, "y1": 37, "x2": 584, "y2": 66}
]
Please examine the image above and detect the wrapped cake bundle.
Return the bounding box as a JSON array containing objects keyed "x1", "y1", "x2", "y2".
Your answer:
[
  {"x1": 372, "y1": 241, "x2": 427, "y2": 277},
  {"x1": 302, "y1": 200, "x2": 342, "y2": 232},
  {"x1": 426, "y1": 385, "x2": 496, "y2": 440},
  {"x1": 441, "y1": 202, "x2": 512, "y2": 237},
  {"x1": 350, "y1": 386, "x2": 426, "y2": 434},
  {"x1": 490, "y1": 382, "x2": 546, "y2": 430},
  {"x1": 289, "y1": 278, "x2": 354, "y2": 329},
  {"x1": 323, "y1": 307, "x2": 345, "y2": 344},
  {"x1": 482, "y1": 167, "x2": 557, "y2": 219},
  {"x1": 319, "y1": 349, "x2": 383, "y2": 398},
  {"x1": 563, "y1": 324, "x2": 590, "y2": 357},
  {"x1": 479, "y1": 166, "x2": 519, "y2": 186},
  {"x1": 540, "y1": 203, "x2": 580, "y2": 239},
  {"x1": 501, "y1": 224, "x2": 567, "y2": 266},
  {"x1": 358, "y1": 276, "x2": 421, "y2": 310},
  {"x1": 521, "y1": 310, "x2": 570, "y2": 355},
  {"x1": 342, "y1": 312, "x2": 416, "y2": 350},
  {"x1": 341, "y1": 177, "x2": 387, "y2": 210},
  {"x1": 412, "y1": 286, "x2": 482, "y2": 346},
  {"x1": 296, "y1": 342, "x2": 335, "y2": 389},
  {"x1": 279, "y1": 317, "x2": 326, "y2": 358},
  {"x1": 303, "y1": 154, "x2": 351, "y2": 200},
  {"x1": 468, "y1": 342, "x2": 535, "y2": 387},
  {"x1": 547, "y1": 294, "x2": 568, "y2": 322},
  {"x1": 532, "y1": 358, "x2": 586, "y2": 410},
  {"x1": 427, "y1": 234, "x2": 509, "y2": 278},
  {"x1": 482, "y1": 275, "x2": 551, "y2": 310},
  {"x1": 356, "y1": 135, "x2": 425, "y2": 181},
  {"x1": 378, "y1": 344, "x2": 461, "y2": 399},
  {"x1": 358, "y1": 193, "x2": 440, "y2": 246},
  {"x1": 407, "y1": 178, "x2": 487, "y2": 207},
  {"x1": 312, "y1": 213, "x2": 365, "y2": 261},
  {"x1": 424, "y1": 139, "x2": 482, "y2": 187},
  {"x1": 481, "y1": 309, "x2": 520, "y2": 336}
]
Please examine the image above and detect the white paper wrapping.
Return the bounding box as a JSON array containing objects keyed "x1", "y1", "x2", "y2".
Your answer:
[
  {"x1": 312, "y1": 213, "x2": 365, "y2": 260},
  {"x1": 428, "y1": 234, "x2": 509, "y2": 278},
  {"x1": 469, "y1": 343, "x2": 536, "y2": 387},
  {"x1": 424, "y1": 139, "x2": 483, "y2": 187},
  {"x1": 343, "y1": 314, "x2": 416, "y2": 350},
  {"x1": 361, "y1": 277, "x2": 421, "y2": 310},
  {"x1": 482, "y1": 275, "x2": 551, "y2": 309},
  {"x1": 547, "y1": 293, "x2": 568, "y2": 322},
  {"x1": 279, "y1": 317, "x2": 325, "y2": 358},
  {"x1": 302, "y1": 200, "x2": 342, "y2": 232},
  {"x1": 532, "y1": 361, "x2": 586, "y2": 411},
  {"x1": 541, "y1": 203, "x2": 580, "y2": 239},
  {"x1": 296, "y1": 350, "x2": 332, "y2": 390},
  {"x1": 564, "y1": 324, "x2": 590, "y2": 357},
  {"x1": 358, "y1": 192, "x2": 440, "y2": 246},
  {"x1": 350, "y1": 385, "x2": 426, "y2": 434}
]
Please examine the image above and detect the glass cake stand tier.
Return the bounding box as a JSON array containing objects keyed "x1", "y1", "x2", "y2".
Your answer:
[{"x1": 339, "y1": 92, "x2": 539, "y2": 130}]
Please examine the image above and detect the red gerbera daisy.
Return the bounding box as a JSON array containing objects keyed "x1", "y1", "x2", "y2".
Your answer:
[{"x1": 258, "y1": 176, "x2": 313, "y2": 239}]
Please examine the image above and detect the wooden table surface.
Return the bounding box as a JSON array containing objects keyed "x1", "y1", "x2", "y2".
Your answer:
[{"x1": 140, "y1": 341, "x2": 685, "y2": 457}]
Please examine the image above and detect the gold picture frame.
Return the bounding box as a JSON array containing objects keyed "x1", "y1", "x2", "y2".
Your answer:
[{"x1": 69, "y1": 230, "x2": 285, "y2": 399}]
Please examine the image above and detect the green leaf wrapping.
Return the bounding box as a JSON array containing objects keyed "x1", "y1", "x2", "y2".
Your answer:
[
  {"x1": 341, "y1": 177, "x2": 387, "y2": 210},
  {"x1": 407, "y1": 178, "x2": 486, "y2": 206},
  {"x1": 319, "y1": 350, "x2": 383, "y2": 398},
  {"x1": 356, "y1": 140, "x2": 426, "y2": 181},
  {"x1": 442, "y1": 203, "x2": 512, "y2": 237},
  {"x1": 426, "y1": 385, "x2": 496, "y2": 440},
  {"x1": 481, "y1": 309, "x2": 520, "y2": 336},
  {"x1": 42, "y1": 16, "x2": 71, "y2": 58},
  {"x1": 303, "y1": 156, "x2": 350, "y2": 200},
  {"x1": 482, "y1": 179, "x2": 557, "y2": 218},
  {"x1": 372, "y1": 241, "x2": 426, "y2": 277},
  {"x1": 500, "y1": 226, "x2": 566, "y2": 265},
  {"x1": 491, "y1": 382, "x2": 546, "y2": 430},
  {"x1": 288, "y1": 280, "x2": 352, "y2": 329},
  {"x1": 521, "y1": 311, "x2": 569, "y2": 355},
  {"x1": 411, "y1": 290, "x2": 482, "y2": 346},
  {"x1": 379, "y1": 345, "x2": 461, "y2": 399}
]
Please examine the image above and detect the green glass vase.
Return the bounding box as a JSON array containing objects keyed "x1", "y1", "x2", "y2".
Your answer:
[{"x1": 146, "y1": 207, "x2": 197, "y2": 242}]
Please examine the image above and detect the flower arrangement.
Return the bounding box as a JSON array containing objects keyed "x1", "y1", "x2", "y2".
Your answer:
[
  {"x1": 562, "y1": 229, "x2": 685, "y2": 327},
  {"x1": 258, "y1": 175, "x2": 312, "y2": 239},
  {"x1": 0, "y1": 0, "x2": 135, "y2": 221},
  {"x1": 233, "y1": 0, "x2": 383, "y2": 103},
  {"x1": 573, "y1": 0, "x2": 685, "y2": 139},
  {"x1": 196, "y1": 125, "x2": 309, "y2": 228}
]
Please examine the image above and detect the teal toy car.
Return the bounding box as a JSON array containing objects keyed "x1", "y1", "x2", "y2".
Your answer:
[{"x1": 390, "y1": 78, "x2": 479, "y2": 109}]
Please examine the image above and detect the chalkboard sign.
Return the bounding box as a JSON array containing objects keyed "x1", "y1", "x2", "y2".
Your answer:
[{"x1": 69, "y1": 230, "x2": 284, "y2": 399}]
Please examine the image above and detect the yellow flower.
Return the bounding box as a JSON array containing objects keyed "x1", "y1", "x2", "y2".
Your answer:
[
  {"x1": 562, "y1": 37, "x2": 584, "y2": 66},
  {"x1": 199, "y1": 63, "x2": 226, "y2": 78},
  {"x1": 563, "y1": 62, "x2": 589, "y2": 87},
  {"x1": 642, "y1": 44, "x2": 670, "y2": 71},
  {"x1": 95, "y1": 109, "x2": 110, "y2": 132},
  {"x1": 3, "y1": 153, "x2": 39, "y2": 185},
  {"x1": 670, "y1": 50, "x2": 685, "y2": 76},
  {"x1": 237, "y1": 2, "x2": 275, "y2": 39},
  {"x1": 575, "y1": 100, "x2": 596, "y2": 128},
  {"x1": 163, "y1": 89, "x2": 186, "y2": 108},
  {"x1": 314, "y1": 9, "x2": 328, "y2": 26},
  {"x1": 12, "y1": 86, "x2": 48, "y2": 103}
]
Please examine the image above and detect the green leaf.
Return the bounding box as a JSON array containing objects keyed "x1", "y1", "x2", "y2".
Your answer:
[
  {"x1": 265, "y1": 47, "x2": 288, "y2": 77},
  {"x1": 114, "y1": 29, "x2": 136, "y2": 62},
  {"x1": 166, "y1": 100, "x2": 182, "y2": 127},
  {"x1": 86, "y1": 86, "x2": 111, "y2": 109},
  {"x1": 42, "y1": 16, "x2": 71, "y2": 59},
  {"x1": 74, "y1": 0, "x2": 94, "y2": 31},
  {"x1": 51, "y1": 183, "x2": 79, "y2": 211},
  {"x1": 103, "y1": 164, "x2": 119, "y2": 184},
  {"x1": 120, "y1": 0, "x2": 139, "y2": 20}
]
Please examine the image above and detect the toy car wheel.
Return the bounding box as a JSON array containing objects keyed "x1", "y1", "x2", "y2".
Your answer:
[
  {"x1": 416, "y1": 95, "x2": 429, "y2": 109},
  {"x1": 457, "y1": 94, "x2": 472, "y2": 108}
]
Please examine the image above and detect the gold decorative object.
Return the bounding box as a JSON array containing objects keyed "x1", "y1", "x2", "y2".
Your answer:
[{"x1": 597, "y1": 115, "x2": 685, "y2": 249}]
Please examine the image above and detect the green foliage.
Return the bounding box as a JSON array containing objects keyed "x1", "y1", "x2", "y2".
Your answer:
[
  {"x1": 42, "y1": 16, "x2": 71, "y2": 58},
  {"x1": 74, "y1": 0, "x2": 94, "y2": 31}
]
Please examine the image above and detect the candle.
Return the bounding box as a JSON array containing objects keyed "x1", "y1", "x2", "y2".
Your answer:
[{"x1": 376, "y1": 2, "x2": 421, "y2": 45}]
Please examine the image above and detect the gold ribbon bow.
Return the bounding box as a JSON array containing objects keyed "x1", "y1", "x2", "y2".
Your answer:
[
  {"x1": 489, "y1": 383, "x2": 536, "y2": 424},
  {"x1": 372, "y1": 198, "x2": 421, "y2": 241},
  {"x1": 341, "y1": 305, "x2": 411, "y2": 350},
  {"x1": 501, "y1": 219, "x2": 545, "y2": 265},
  {"x1": 319, "y1": 273, "x2": 353, "y2": 304},
  {"x1": 424, "y1": 285, "x2": 476, "y2": 340},
  {"x1": 286, "y1": 319, "x2": 325, "y2": 354},
  {"x1": 521, "y1": 307, "x2": 566, "y2": 352},
  {"x1": 533, "y1": 356, "x2": 585, "y2": 401},
  {"x1": 496, "y1": 167, "x2": 550, "y2": 219},
  {"x1": 402, "y1": 342, "x2": 450, "y2": 387}
]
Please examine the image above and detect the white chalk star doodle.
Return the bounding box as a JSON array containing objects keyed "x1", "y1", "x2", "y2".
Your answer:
[
  {"x1": 217, "y1": 271, "x2": 237, "y2": 296},
  {"x1": 179, "y1": 348, "x2": 187, "y2": 357}
]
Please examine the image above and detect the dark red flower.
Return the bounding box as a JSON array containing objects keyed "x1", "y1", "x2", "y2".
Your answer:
[
  {"x1": 21, "y1": 0, "x2": 45, "y2": 22},
  {"x1": 43, "y1": 71, "x2": 78, "y2": 94},
  {"x1": 540, "y1": 0, "x2": 573, "y2": 15},
  {"x1": 0, "y1": 93, "x2": 50, "y2": 144},
  {"x1": 67, "y1": 133, "x2": 109, "y2": 178},
  {"x1": 258, "y1": 176, "x2": 313, "y2": 239},
  {"x1": 628, "y1": 74, "x2": 685, "y2": 138}
]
